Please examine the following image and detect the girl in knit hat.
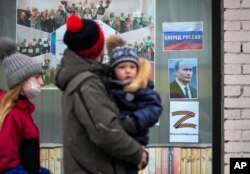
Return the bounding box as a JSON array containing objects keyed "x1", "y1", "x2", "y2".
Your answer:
[
  {"x1": 107, "y1": 35, "x2": 163, "y2": 174},
  {"x1": 0, "y1": 37, "x2": 50, "y2": 174}
]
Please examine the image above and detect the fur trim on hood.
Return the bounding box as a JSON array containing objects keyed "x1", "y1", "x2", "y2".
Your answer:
[
  {"x1": 124, "y1": 57, "x2": 152, "y2": 92},
  {"x1": 106, "y1": 35, "x2": 152, "y2": 92},
  {"x1": 106, "y1": 35, "x2": 126, "y2": 56}
]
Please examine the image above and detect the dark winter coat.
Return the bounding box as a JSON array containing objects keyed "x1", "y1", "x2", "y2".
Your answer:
[
  {"x1": 55, "y1": 49, "x2": 143, "y2": 174},
  {"x1": 109, "y1": 58, "x2": 162, "y2": 145},
  {"x1": 109, "y1": 80, "x2": 162, "y2": 145}
]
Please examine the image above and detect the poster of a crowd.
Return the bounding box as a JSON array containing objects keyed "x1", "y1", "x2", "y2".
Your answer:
[{"x1": 16, "y1": 0, "x2": 156, "y2": 88}]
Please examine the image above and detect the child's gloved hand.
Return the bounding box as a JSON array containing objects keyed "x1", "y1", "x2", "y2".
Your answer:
[{"x1": 121, "y1": 115, "x2": 138, "y2": 134}]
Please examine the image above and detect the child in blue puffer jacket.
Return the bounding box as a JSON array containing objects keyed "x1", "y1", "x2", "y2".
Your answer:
[{"x1": 107, "y1": 35, "x2": 163, "y2": 174}]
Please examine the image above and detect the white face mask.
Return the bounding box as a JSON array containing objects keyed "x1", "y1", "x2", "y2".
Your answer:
[{"x1": 22, "y1": 81, "x2": 41, "y2": 99}]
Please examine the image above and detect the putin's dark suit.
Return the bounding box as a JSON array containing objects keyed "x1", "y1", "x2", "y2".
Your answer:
[{"x1": 170, "y1": 80, "x2": 197, "y2": 98}]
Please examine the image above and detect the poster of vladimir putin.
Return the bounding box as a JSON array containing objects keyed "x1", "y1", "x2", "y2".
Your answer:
[{"x1": 168, "y1": 58, "x2": 198, "y2": 99}]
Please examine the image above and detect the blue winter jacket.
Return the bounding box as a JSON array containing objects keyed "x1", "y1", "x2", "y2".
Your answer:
[
  {"x1": 109, "y1": 80, "x2": 162, "y2": 145},
  {"x1": 4, "y1": 165, "x2": 50, "y2": 174}
]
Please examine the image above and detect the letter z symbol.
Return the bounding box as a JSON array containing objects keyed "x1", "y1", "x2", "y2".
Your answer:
[{"x1": 172, "y1": 111, "x2": 197, "y2": 129}]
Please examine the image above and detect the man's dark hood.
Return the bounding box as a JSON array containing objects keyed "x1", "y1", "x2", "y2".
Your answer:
[{"x1": 55, "y1": 49, "x2": 110, "y2": 91}]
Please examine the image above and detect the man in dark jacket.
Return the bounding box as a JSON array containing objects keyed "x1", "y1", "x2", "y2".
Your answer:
[{"x1": 55, "y1": 15, "x2": 148, "y2": 174}]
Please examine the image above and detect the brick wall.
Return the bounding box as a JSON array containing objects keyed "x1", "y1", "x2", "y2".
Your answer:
[{"x1": 224, "y1": 0, "x2": 250, "y2": 173}]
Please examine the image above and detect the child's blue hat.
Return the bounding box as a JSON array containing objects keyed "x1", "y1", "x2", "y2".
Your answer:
[{"x1": 110, "y1": 45, "x2": 139, "y2": 68}]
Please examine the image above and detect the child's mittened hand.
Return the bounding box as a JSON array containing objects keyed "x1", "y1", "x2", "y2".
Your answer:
[{"x1": 121, "y1": 115, "x2": 137, "y2": 134}]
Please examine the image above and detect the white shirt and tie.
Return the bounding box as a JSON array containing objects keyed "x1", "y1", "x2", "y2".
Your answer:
[{"x1": 176, "y1": 78, "x2": 192, "y2": 98}]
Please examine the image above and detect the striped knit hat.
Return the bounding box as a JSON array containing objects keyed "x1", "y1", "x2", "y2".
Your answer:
[
  {"x1": 0, "y1": 36, "x2": 43, "y2": 89},
  {"x1": 110, "y1": 45, "x2": 139, "y2": 68}
]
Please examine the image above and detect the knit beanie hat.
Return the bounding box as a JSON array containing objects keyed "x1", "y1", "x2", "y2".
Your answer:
[
  {"x1": 110, "y1": 45, "x2": 139, "y2": 68},
  {"x1": 0, "y1": 36, "x2": 43, "y2": 89},
  {"x1": 106, "y1": 35, "x2": 126, "y2": 56},
  {"x1": 63, "y1": 15, "x2": 104, "y2": 59}
]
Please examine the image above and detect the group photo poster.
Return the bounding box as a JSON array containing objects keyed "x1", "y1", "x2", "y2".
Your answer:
[
  {"x1": 162, "y1": 21, "x2": 204, "y2": 51},
  {"x1": 16, "y1": 0, "x2": 156, "y2": 88},
  {"x1": 169, "y1": 101, "x2": 199, "y2": 143},
  {"x1": 17, "y1": 0, "x2": 66, "y2": 89},
  {"x1": 168, "y1": 58, "x2": 198, "y2": 99}
]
